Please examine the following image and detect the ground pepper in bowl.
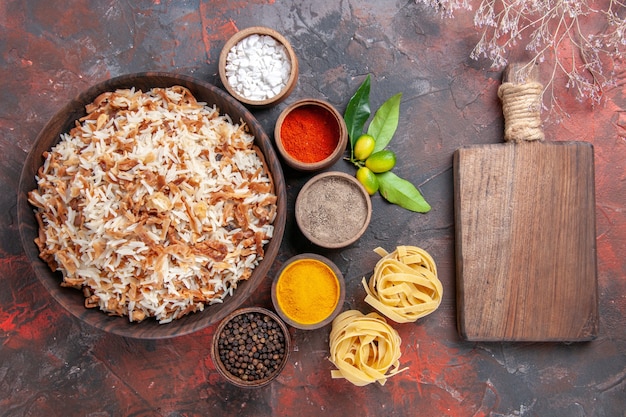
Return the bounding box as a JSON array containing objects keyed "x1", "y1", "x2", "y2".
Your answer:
[{"x1": 295, "y1": 171, "x2": 372, "y2": 249}]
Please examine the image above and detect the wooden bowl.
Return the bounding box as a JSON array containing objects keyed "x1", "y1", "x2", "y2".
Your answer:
[
  {"x1": 274, "y1": 99, "x2": 348, "y2": 172},
  {"x1": 271, "y1": 254, "x2": 345, "y2": 330},
  {"x1": 17, "y1": 72, "x2": 287, "y2": 339},
  {"x1": 219, "y1": 26, "x2": 298, "y2": 107},
  {"x1": 295, "y1": 171, "x2": 371, "y2": 249},
  {"x1": 211, "y1": 307, "x2": 291, "y2": 388}
]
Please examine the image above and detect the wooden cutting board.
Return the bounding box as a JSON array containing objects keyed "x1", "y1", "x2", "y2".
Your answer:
[{"x1": 453, "y1": 64, "x2": 598, "y2": 342}]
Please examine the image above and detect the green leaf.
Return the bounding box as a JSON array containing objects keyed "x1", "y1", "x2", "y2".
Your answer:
[
  {"x1": 377, "y1": 171, "x2": 431, "y2": 213},
  {"x1": 367, "y1": 93, "x2": 402, "y2": 153},
  {"x1": 344, "y1": 75, "x2": 371, "y2": 153}
]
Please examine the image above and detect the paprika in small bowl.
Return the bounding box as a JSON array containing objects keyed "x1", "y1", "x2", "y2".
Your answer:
[
  {"x1": 271, "y1": 253, "x2": 345, "y2": 330},
  {"x1": 274, "y1": 99, "x2": 348, "y2": 172}
]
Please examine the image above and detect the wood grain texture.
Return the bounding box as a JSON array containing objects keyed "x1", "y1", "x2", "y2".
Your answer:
[
  {"x1": 17, "y1": 72, "x2": 287, "y2": 339},
  {"x1": 454, "y1": 141, "x2": 598, "y2": 341}
]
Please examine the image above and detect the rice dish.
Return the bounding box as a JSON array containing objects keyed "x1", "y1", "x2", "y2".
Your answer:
[{"x1": 28, "y1": 86, "x2": 277, "y2": 324}]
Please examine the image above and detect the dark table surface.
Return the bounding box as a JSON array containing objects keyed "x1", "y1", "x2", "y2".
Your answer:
[{"x1": 2, "y1": 1, "x2": 625, "y2": 416}]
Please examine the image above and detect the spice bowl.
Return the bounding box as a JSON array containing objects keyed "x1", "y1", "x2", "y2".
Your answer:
[
  {"x1": 274, "y1": 99, "x2": 348, "y2": 172},
  {"x1": 211, "y1": 307, "x2": 291, "y2": 388},
  {"x1": 219, "y1": 26, "x2": 299, "y2": 107},
  {"x1": 271, "y1": 254, "x2": 345, "y2": 330},
  {"x1": 295, "y1": 171, "x2": 372, "y2": 249}
]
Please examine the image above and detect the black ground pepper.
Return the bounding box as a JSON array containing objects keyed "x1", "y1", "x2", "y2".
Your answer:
[{"x1": 217, "y1": 311, "x2": 287, "y2": 382}]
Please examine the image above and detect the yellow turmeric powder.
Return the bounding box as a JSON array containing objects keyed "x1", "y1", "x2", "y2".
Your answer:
[{"x1": 275, "y1": 258, "x2": 340, "y2": 325}]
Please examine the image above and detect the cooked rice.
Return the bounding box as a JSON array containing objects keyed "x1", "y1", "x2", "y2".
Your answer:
[{"x1": 28, "y1": 86, "x2": 277, "y2": 324}]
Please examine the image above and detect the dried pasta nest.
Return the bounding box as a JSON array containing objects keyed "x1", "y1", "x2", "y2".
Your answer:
[
  {"x1": 329, "y1": 310, "x2": 407, "y2": 386},
  {"x1": 362, "y1": 246, "x2": 443, "y2": 323}
]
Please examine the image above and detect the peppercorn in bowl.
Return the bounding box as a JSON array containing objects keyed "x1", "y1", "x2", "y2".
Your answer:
[
  {"x1": 219, "y1": 26, "x2": 299, "y2": 107},
  {"x1": 274, "y1": 99, "x2": 348, "y2": 172},
  {"x1": 211, "y1": 307, "x2": 291, "y2": 387}
]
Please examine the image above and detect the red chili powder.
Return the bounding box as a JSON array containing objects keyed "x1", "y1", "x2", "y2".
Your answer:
[{"x1": 280, "y1": 104, "x2": 339, "y2": 163}]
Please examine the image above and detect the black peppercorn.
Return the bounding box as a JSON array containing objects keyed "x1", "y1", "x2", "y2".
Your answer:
[{"x1": 216, "y1": 310, "x2": 287, "y2": 383}]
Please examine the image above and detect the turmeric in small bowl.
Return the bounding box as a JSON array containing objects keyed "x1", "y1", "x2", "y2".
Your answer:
[{"x1": 272, "y1": 255, "x2": 345, "y2": 329}]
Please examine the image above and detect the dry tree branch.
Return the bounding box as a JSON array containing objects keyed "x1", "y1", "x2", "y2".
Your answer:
[{"x1": 417, "y1": 0, "x2": 626, "y2": 118}]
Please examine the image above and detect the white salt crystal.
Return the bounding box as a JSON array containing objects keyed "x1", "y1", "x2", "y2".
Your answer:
[
  {"x1": 266, "y1": 74, "x2": 282, "y2": 87},
  {"x1": 225, "y1": 33, "x2": 292, "y2": 101},
  {"x1": 264, "y1": 37, "x2": 277, "y2": 47}
]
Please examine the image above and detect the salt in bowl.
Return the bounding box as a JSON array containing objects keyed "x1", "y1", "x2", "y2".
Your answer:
[{"x1": 219, "y1": 26, "x2": 298, "y2": 107}]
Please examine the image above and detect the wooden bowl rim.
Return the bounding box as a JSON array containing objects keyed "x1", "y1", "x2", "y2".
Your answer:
[
  {"x1": 210, "y1": 307, "x2": 291, "y2": 387},
  {"x1": 17, "y1": 71, "x2": 287, "y2": 339},
  {"x1": 270, "y1": 253, "x2": 345, "y2": 330},
  {"x1": 274, "y1": 98, "x2": 348, "y2": 172},
  {"x1": 218, "y1": 26, "x2": 299, "y2": 107},
  {"x1": 295, "y1": 171, "x2": 372, "y2": 248}
]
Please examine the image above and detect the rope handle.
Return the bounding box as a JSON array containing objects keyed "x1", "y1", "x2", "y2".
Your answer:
[{"x1": 497, "y1": 64, "x2": 545, "y2": 143}]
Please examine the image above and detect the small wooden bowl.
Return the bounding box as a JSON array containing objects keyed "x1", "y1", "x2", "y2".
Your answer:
[
  {"x1": 211, "y1": 307, "x2": 291, "y2": 388},
  {"x1": 219, "y1": 26, "x2": 298, "y2": 107},
  {"x1": 274, "y1": 99, "x2": 348, "y2": 172},
  {"x1": 17, "y1": 72, "x2": 287, "y2": 340},
  {"x1": 271, "y1": 254, "x2": 345, "y2": 330},
  {"x1": 295, "y1": 171, "x2": 372, "y2": 249}
]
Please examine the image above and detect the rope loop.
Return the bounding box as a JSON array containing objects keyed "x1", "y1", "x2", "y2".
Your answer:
[{"x1": 497, "y1": 81, "x2": 545, "y2": 142}]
